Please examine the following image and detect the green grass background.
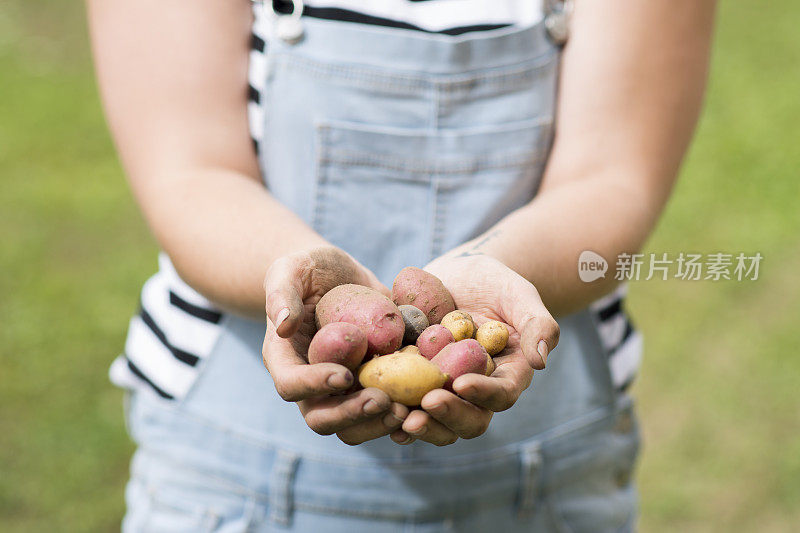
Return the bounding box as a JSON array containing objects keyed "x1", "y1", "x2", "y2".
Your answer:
[{"x1": 1, "y1": 1, "x2": 798, "y2": 531}]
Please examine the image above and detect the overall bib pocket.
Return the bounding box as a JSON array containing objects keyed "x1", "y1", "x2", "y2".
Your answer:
[{"x1": 313, "y1": 119, "x2": 554, "y2": 281}]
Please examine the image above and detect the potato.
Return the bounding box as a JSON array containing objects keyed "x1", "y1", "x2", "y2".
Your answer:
[
  {"x1": 358, "y1": 352, "x2": 448, "y2": 406},
  {"x1": 307, "y1": 322, "x2": 368, "y2": 372},
  {"x1": 484, "y1": 354, "x2": 496, "y2": 376},
  {"x1": 440, "y1": 310, "x2": 476, "y2": 342},
  {"x1": 398, "y1": 304, "x2": 429, "y2": 345},
  {"x1": 399, "y1": 345, "x2": 421, "y2": 355},
  {"x1": 315, "y1": 284, "x2": 404, "y2": 356},
  {"x1": 416, "y1": 324, "x2": 455, "y2": 360},
  {"x1": 392, "y1": 267, "x2": 455, "y2": 324},
  {"x1": 431, "y1": 339, "x2": 490, "y2": 389},
  {"x1": 475, "y1": 320, "x2": 510, "y2": 356}
]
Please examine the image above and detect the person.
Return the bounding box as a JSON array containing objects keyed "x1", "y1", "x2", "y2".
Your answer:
[{"x1": 87, "y1": 0, "x2": 716, "y2": 530}]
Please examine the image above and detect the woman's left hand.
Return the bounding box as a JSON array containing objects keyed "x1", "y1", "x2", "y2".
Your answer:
[{"x1": 392, "y1": 254, "x2": 560, "y2": 446}]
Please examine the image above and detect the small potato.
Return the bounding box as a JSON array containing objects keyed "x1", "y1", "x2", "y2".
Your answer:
[
  {"x1": 399, "y1": 345, "x2": 421, "y2": 355},
  {"x1": 398, "y1": 305, "x2": 429, "y2": 345},
  {"x1": 308, "y1": 322, "x2": 368, "y2": 371},
  {"x1": 431, "y1": 339, "x2": 490, "y2": 389},
  {"x1": 475, "y1": 320, "x2": 509, "y2": 356},
  {"x1": 358, "y1": 352, "x2": 448, "y2": 406},
  {"x1": 440, "y1": 310, "x2": 476, "y2": 342},
  {"x1": 392, "y1": 267, "x2": 456, "y2": 324},
  {"x1": 416, "y1": 324, "x2": 455, "y2": 360},
  {"x1": 484, "y1": 354, "x2": 496, "y2": 376},
  {"x1": 315, "y1": 284, "x2": 404, "y2": 356}
]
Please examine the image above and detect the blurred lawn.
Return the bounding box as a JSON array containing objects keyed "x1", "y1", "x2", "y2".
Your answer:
[{"x1": 1, "y1": 1, "x2": 799, "y2": 531}]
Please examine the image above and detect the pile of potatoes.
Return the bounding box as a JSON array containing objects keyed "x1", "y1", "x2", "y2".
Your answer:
[{"x1": 308, "y1": 267, "x2": 510, "y2": 406}]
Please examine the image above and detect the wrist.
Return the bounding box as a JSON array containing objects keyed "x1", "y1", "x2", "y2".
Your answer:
[{"x1": 441, "y1": 229, "x2": 508, "y2": 263}]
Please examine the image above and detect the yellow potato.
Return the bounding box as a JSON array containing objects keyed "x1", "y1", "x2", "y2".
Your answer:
[
  {"x1": 476, "y1": 320, "x2": 509, "y2": 356},
  {"x1": 358, "y1": 352, "x2": 448, "y2": 406},
  {"x1": 440, "y1": 310, "x2": 475, "y2": 342},
  {"x1": 485, "y1": 354, "x2": 496, "y2": 376},
  {"x1": 399, "y1": 345, "x2": 421, "y2": 355}
]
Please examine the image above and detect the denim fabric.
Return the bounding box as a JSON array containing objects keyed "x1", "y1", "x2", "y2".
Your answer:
[{"x1": 123, "y1": 17, "x2": 641, "y2": 532}]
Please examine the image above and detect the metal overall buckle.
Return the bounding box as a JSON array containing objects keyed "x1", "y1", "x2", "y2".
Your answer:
[
  {"x1": 252, "y1": 0, "x2": 305, "y2": 44},
  {"x1": 544, "y1": 0, "x2": 573, "y2": 46}
]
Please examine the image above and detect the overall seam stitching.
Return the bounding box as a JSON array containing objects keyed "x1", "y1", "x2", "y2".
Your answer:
[
  {"x1": 319, "y1": 151, "x2": 546, "y2": 175},
  {"x1": 270, "y1": 50, "x2": 558, "y2": 94}
]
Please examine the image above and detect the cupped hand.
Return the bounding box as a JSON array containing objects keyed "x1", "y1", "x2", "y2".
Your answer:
[
  {"x1": 391, "y1": 254, "x2": 560, "y2": 446},
  {"x1": 262, "y1": 246, "x2": 409, "y2": 445}
]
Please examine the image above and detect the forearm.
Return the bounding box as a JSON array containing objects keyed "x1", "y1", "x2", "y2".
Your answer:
[
  {"x1": 446, "y1": 0, "x2": 716, "y2": 316},
  {"x1": 447, "y1": 170, "x2": 662, "y2": 316},
  {"x1": 135, "y1": 167, "x2": 327, "y2": 318},
  {"x1": 87, "y1": 0, "x2": 332, "y2": 318}
]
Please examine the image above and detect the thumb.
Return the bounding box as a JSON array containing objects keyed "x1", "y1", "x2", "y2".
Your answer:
[
  {"x1": 264, "y1": 254, "x2": 310, "y2": 337},
  {"x1": 500, "y1": 273, "x2": 560, "y2": 370}
]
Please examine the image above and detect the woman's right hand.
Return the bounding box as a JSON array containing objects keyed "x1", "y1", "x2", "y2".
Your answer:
[{"x1": 262, "y1": 246, "x2": 410, "y2": 445}]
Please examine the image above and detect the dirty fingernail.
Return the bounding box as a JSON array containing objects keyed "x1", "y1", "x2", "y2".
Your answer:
[
  {"x1": 393, "y1": 432, "x2": 414, "y2": 445},
  {"x1": 327, "y1": 371, "x2": 353, "y2": 389},
  {"x1": 363, "y1": 399, "x2": 384, "y2": 415},
  {"x1": 537, "y1": 339, "x2": 549, "y2": 365},
  {"x1": 427, "y1": 403, "x2": 446, "y2": 415},
  {"x1": 458, "y1": 384, "x2": 478, "y2": 398},
  {"x1": 408, "y1": 424, "x2": 427, "y2": 436},
  {"x1": 383, "y1": 412, "x2": 404, "y2": 427}
]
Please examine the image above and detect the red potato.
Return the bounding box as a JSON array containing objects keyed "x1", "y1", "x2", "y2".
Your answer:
[
  {"x1": 392, "y1": 267, "x2": 456, "y2": 325},
  {"x1": 307, "y1": 322, "x2": 368, "y2": 372},
  {"x1": 315, "y1": 284, "x2": 404, "y2": 356},
  {"x1": 431, "y1": 339, "x2": 491, "y2": 390},
  {"x1": 416, "y1": 324, "x2": 455, "y2": 360}
]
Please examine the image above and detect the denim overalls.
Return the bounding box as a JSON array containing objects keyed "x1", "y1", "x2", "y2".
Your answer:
[{"x1": 122, "y1": 11, "x2": 641, "y2": 533}]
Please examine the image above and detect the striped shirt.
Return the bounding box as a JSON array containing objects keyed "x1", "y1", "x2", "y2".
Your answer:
[
  {"x1": 110, "y1": 254, "x2": 225, "y2": 399},
  {"x1": 589, "y1": 286, "x2": 643, "y2": 392},
  {"x1": 269, "y1": 0, "x2": 544, "y2": 35},
  {"x1": 112, "y1": 0, "x2": 642, "y2": 401}
]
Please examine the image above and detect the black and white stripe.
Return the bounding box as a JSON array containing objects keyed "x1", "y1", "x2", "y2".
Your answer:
[
  {"x1": 248, "y1": 25, "x2": 267, "y2": 156},
  {"x1": 269, "y1": 0, "x2": 542, "y2": 35},
  {"x1": 590, "y1": 286, "x2": 643, "y2": 392},
  {"x1": 110, "y1": 254, "x2": 224, "y2": 400}
]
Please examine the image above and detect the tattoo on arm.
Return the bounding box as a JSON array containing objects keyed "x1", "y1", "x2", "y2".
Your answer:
[
  {"x1": 455, "y1": 249, "x2": 484, "y2": 258},
  {"x1": 455, "y1": 230, "x2": 502, "y2": 258}
]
